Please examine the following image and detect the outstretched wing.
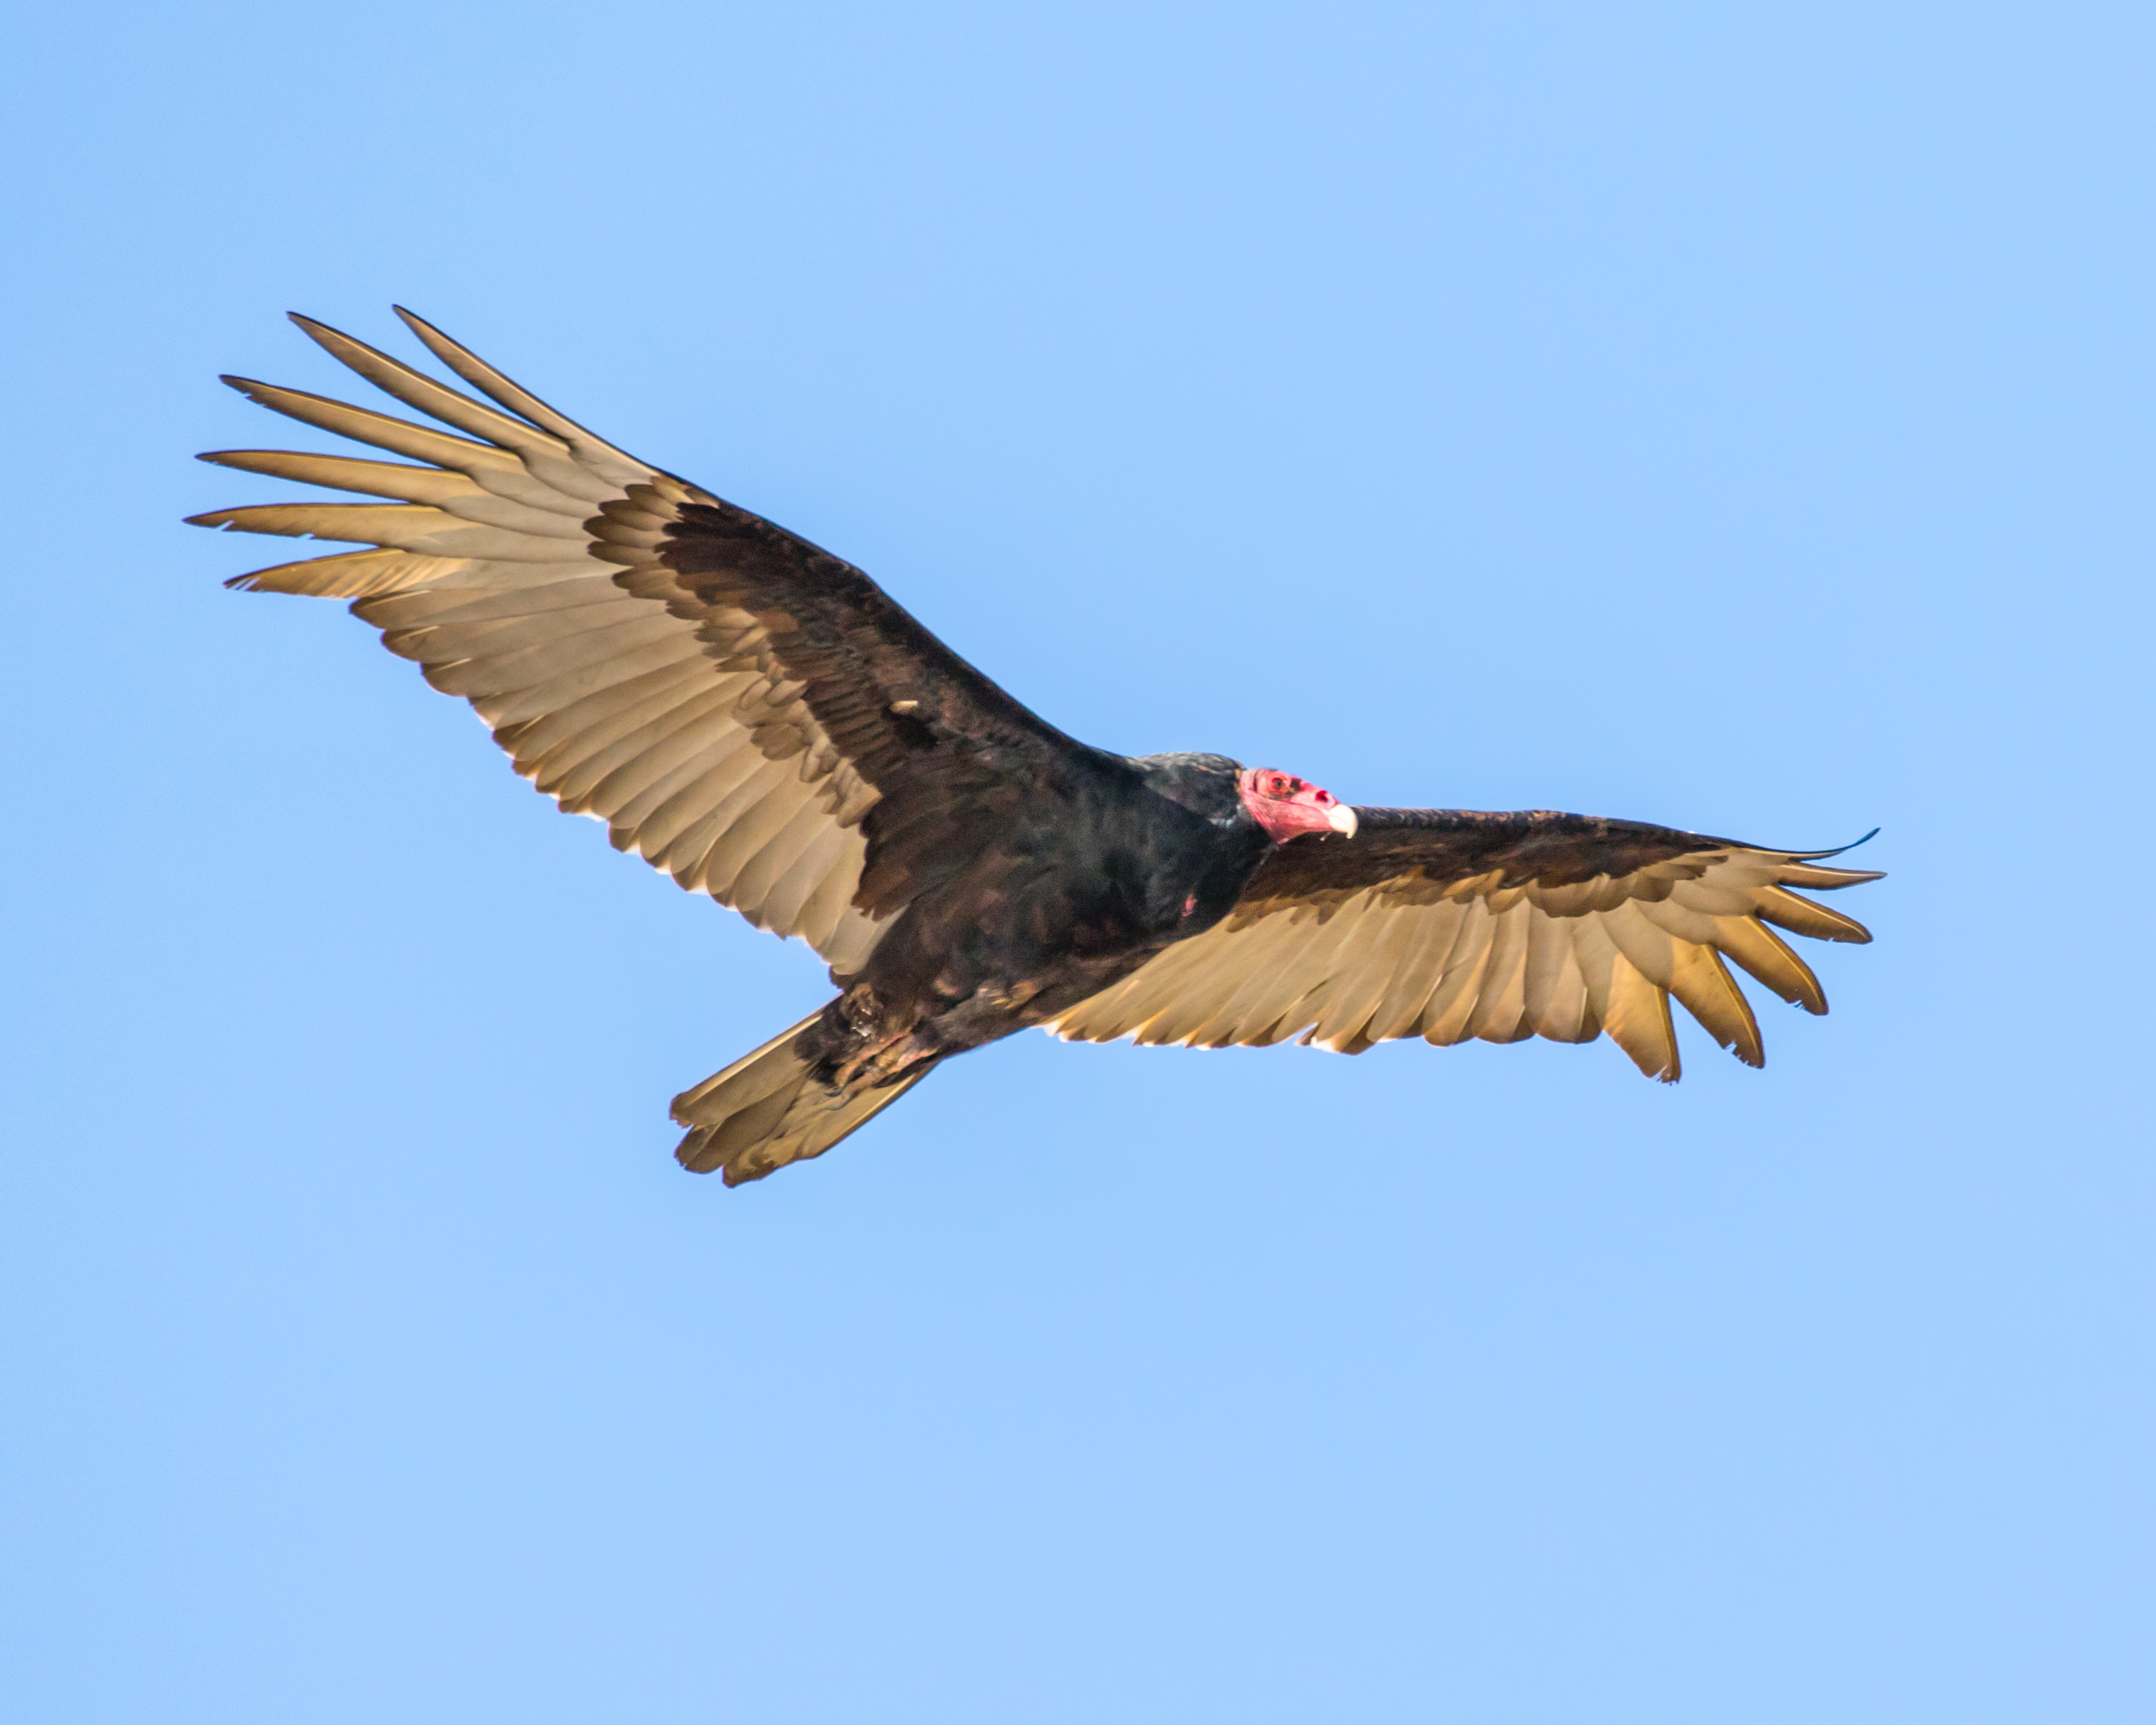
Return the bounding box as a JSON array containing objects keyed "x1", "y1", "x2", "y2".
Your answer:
[
  {"x1": 193, "y1": 310, "x2": 1108, "y2": 972},
  {"x1": 1048, "y1": 808, "x2": 1882, "y2": 1079}
]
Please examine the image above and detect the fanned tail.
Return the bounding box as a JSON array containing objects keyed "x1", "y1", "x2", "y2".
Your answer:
[{"x1": 671, "y1": 1007, "x2": 935, "y2": 1185}]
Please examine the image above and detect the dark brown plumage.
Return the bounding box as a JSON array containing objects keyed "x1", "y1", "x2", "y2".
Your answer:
[{"x1": 193, "y1": 311, "x2": 1882, "y2": 1184}]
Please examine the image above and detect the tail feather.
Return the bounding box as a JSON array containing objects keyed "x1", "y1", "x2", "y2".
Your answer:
[{"x1": 671, "y1": 1007, "x2": 934, "y2": 1185}]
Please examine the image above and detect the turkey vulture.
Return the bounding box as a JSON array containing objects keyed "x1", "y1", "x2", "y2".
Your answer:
[{"x1": 193, "y1": 311, "x2": 1882, "y2": 1185}]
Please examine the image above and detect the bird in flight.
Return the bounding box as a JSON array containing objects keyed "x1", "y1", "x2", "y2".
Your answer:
[{"x1": 193, "y1": 311, "x2": 1882, "y2": 1185}]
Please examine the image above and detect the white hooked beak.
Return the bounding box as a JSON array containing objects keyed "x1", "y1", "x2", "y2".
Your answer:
[{"x1": 1327, "y1": 802, "x2": 1359, "y2": 838}]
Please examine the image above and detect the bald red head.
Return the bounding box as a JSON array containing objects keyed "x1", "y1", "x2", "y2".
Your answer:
[{"x1": 1237, "y1": 768, "x2": 1359, "y2": 843}]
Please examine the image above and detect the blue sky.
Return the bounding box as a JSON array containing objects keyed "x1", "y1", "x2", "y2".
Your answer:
[{"x1": 4, "y1": 2, "x2": 2150, "y2": 1720}]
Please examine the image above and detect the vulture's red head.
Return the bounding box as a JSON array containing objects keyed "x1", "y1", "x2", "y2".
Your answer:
[{"x1": 1237, "y1": 768, "x2": 1359, "y2": 843}]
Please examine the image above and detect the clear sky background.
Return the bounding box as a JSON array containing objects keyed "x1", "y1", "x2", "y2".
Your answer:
[{"x1": 4, "y1": 3, "x2": 2150, "y2": 1720}]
